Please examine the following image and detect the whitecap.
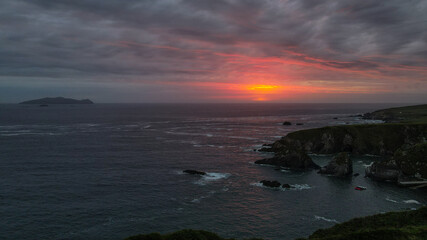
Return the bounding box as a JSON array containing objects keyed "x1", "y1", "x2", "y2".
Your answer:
[
  {"x1": 385, "y1": 197, "x2": 398, "y2": 203},
  {"x1": 142, "y1": 125, "x2": 151, "y2": 129},
  {"x1": 190, "y1": 191, "x2": 217, "y2": 203},
  {"x1": 362, "y1": 162, "x2": 374, "y2": 167},
  {"x1": 194, "y1": 172, "x2": 231, "y2": 185},
  {"x1": 314, "y1": 215, "x2": 339, "y2": 223},
  {"x1": 228, "y1": 136, "x2": 258, "y2": 140},
  {"x1": 403, "y1": 200, "x2": 421, "y2": 205},
  {"x1": 251, "y1": 182, "x2": 312, "y2": 191},
  {"x1": 282, "y1": 184, "x2": 312, "y2": 191}
]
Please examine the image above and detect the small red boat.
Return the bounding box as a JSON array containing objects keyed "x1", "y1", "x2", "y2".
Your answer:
[{"x1": 355, "y1": 186, "x2": 367, "y2": 191}]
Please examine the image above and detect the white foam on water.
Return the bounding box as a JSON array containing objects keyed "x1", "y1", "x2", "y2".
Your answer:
[
  {"x1": 283, "y1": 184, "x2": 312, "y2": 191},
  {"x1": 251, "y1": 182, "x2": 312, "y2": 191},
  {"x1": 191, "y1": 191, "x2": 217, "y2": 203},
  {"x1": 314, "y1": 215, "x2": 339, "y2": 223},
  {"x1": 403, "y1": 200, "x2": 421, "y2": 205},
  {"x1": 142, "y1": 125, "x2": 151, "y2": 129},
  {"x1": 385, "y1": 197, "x2": 399, "y2": 203},
  {"x1": 362, "y1": 162, "x2": 374, "y2": 167},
  {"x1": 194, "y1": 172, "x2": 231, "y2": 185},
  {"x1": 228, "y1": 136, "x2": 258, "y2": 140}
]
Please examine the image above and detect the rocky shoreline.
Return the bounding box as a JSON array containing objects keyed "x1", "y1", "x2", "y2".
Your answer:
[{"x1": 256, "y1": 104, "x2": 427, "y2": 185}]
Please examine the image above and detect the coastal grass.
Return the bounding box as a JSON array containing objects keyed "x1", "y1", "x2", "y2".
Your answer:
[
  {"x1": 124, "y1": 229, "x2": 263, "y2": 240},
  {"x1": 365, "y1": 104, "x2": 427, "y2": 123},
  {"x1": 124, "y1": 208, "x2": 427, "y2": 240},
  {"x1": 370, "y1": 104, "x2": 427, "y2": 123},
  {"x1": 301, "y1": 207, "x2": 427, "y2": 240}
]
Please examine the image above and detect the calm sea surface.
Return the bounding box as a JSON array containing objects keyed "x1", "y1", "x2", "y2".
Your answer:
[{"x1": 1, "y1": 103, "x2": 425, "y2": 240}]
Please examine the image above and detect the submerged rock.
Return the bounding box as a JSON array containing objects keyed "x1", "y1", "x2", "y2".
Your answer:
[
  {"x1": 255, "y1": 150, "x2": 320, "y2": 170},
  {"x1": 183, "y1": 170, "x2": 206, "y2": 175},
  {"x1": 282, "y1": 183, "x2": 293, "y2": 189},
  {"x1": 282, "y1": 121, "x2": 292, "y2": 125},
  {"x1": 318, "y1": 152, "x2": 352, "y2": 177},
  {"x1": 260, "y1": 180, "x2": 281, "y2": 188}
]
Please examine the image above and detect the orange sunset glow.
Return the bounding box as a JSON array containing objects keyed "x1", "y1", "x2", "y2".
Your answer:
[{"x1": 1, "y1": 0, "x2": 426, "y2": 103}]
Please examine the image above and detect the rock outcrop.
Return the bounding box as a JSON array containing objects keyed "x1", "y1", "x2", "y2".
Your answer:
[
  {"x1": 260, "y1": 180, "x2": 281, "y2": 188},
  {"x1": 183, "y1": 170, "x2": 206, "y2": 175},
  {"x1": 255, "y1": 150, "x2": 320, "y2": 170},
  {"x1": 365, "y1": 160, "x2": 400, "y2": 182},
  {"x1": 318, "y1": 152, "x2": 352, "y2": 177},
  {"x1": 365, "y1": 143, "x2": 427, "y2": 181}
]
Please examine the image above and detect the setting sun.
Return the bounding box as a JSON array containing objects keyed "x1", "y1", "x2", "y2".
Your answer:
[{"x1": 247, "y1": 85, "x2": 280, "y2": 91}]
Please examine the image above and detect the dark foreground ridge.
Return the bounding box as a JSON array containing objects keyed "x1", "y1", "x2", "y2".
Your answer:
[
  {"x1": 124, "y1": 207, "x2": 427, "y2": 240},
  {"x1": 20, "y1": 97, "x2": 94, "y2": 104}
]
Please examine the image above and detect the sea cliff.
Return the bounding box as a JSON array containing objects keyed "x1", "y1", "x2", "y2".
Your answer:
[{"x1": 258, "y1": 104, "x2": 427, "y2": 182}]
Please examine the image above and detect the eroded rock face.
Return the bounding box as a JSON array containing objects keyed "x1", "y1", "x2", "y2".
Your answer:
[
  {"x1": 365, "y1": 160, "x2": 400, "y2": 182},
  {"x1": 318, "y1": 152, "x2": 352, "y2": 177},
  {"x1": 255, "y1": 151, "x2": 320, "y2": 170},
  {"x1": 394, "y1": 143, "x2": 427, "y2": 179}
]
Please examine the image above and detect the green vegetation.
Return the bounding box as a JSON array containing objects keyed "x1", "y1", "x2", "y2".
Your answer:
[
  {"x1": 125, "y1": 208, "x2": 427, "y2": 240},
  {"x1": 124, "y1": 229, "x2": 262, "y2": 240},
  {"x1": 394, "y1": 142, "x2": 427, "y2": 178},
  {"x1": 300, "y1": 207, "x2": 427, "y2": 240},
  {"x1": 364, "y1": 104, "x2": 427, "y2": 123}
]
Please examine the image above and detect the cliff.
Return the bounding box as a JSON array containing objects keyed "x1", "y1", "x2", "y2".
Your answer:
[
  {"x1": 268, "y1": 123, "x2": 427, "y2": 156},
  {"x1": 20, "y1": 97, "x2": 94, "y2": 104},
  {"x1": 258, "y1": 104, "x2": 427, "y2": 181}
]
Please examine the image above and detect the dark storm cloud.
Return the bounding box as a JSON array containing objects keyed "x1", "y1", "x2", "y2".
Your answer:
[{"x1": 0, "y1": 0, "x2": 426, "y2": 81}]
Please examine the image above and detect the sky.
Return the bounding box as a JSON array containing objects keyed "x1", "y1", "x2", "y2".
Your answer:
[{"x1": 1, "y1": 0, "x2": 426, "y2": 103}]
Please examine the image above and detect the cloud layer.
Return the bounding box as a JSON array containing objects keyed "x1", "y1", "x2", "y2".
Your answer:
[{"x1": 1, "y1": 0, "x2": 426, "y2": 102}]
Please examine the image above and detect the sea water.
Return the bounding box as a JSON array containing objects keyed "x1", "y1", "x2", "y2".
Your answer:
[{"x1": 1, "y1": 103, "x2": 425, "y2": 240}]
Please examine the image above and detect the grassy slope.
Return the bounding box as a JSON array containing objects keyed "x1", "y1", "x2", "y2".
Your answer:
[
  {"x1": 365, "y1": 104, "x2": 427, "y2": 123},
  {"x1": 276, "y1": 104, "x2": 427, "y2": 156},
  {"x1": 300, "y1": 207, "x2": 427, "y2": 240},
  {"x1": 124, "y1": 208, "x2": 427, "y2": 240}
]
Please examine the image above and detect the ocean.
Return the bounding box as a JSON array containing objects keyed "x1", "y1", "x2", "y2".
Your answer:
[{"x1": 1, "y1": 103, "x2": 425, "y2": 240}]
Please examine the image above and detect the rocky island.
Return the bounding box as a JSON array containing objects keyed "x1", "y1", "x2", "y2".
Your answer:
[{"x1": 20, "y1": 97, "x2": 94, "y2": 104}]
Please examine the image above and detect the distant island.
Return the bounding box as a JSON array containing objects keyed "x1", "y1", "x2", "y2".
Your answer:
[{"x1": 20, "y1": 97, "x2": 94, "y2": 104}]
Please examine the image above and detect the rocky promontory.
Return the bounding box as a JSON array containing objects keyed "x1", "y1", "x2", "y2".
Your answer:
[
  {"x1": 255, "y1": 150, "x2": 320, "y2": 170},
  {"x1": 258, "y1": 104, "x2": 427, "y2": 184}
]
